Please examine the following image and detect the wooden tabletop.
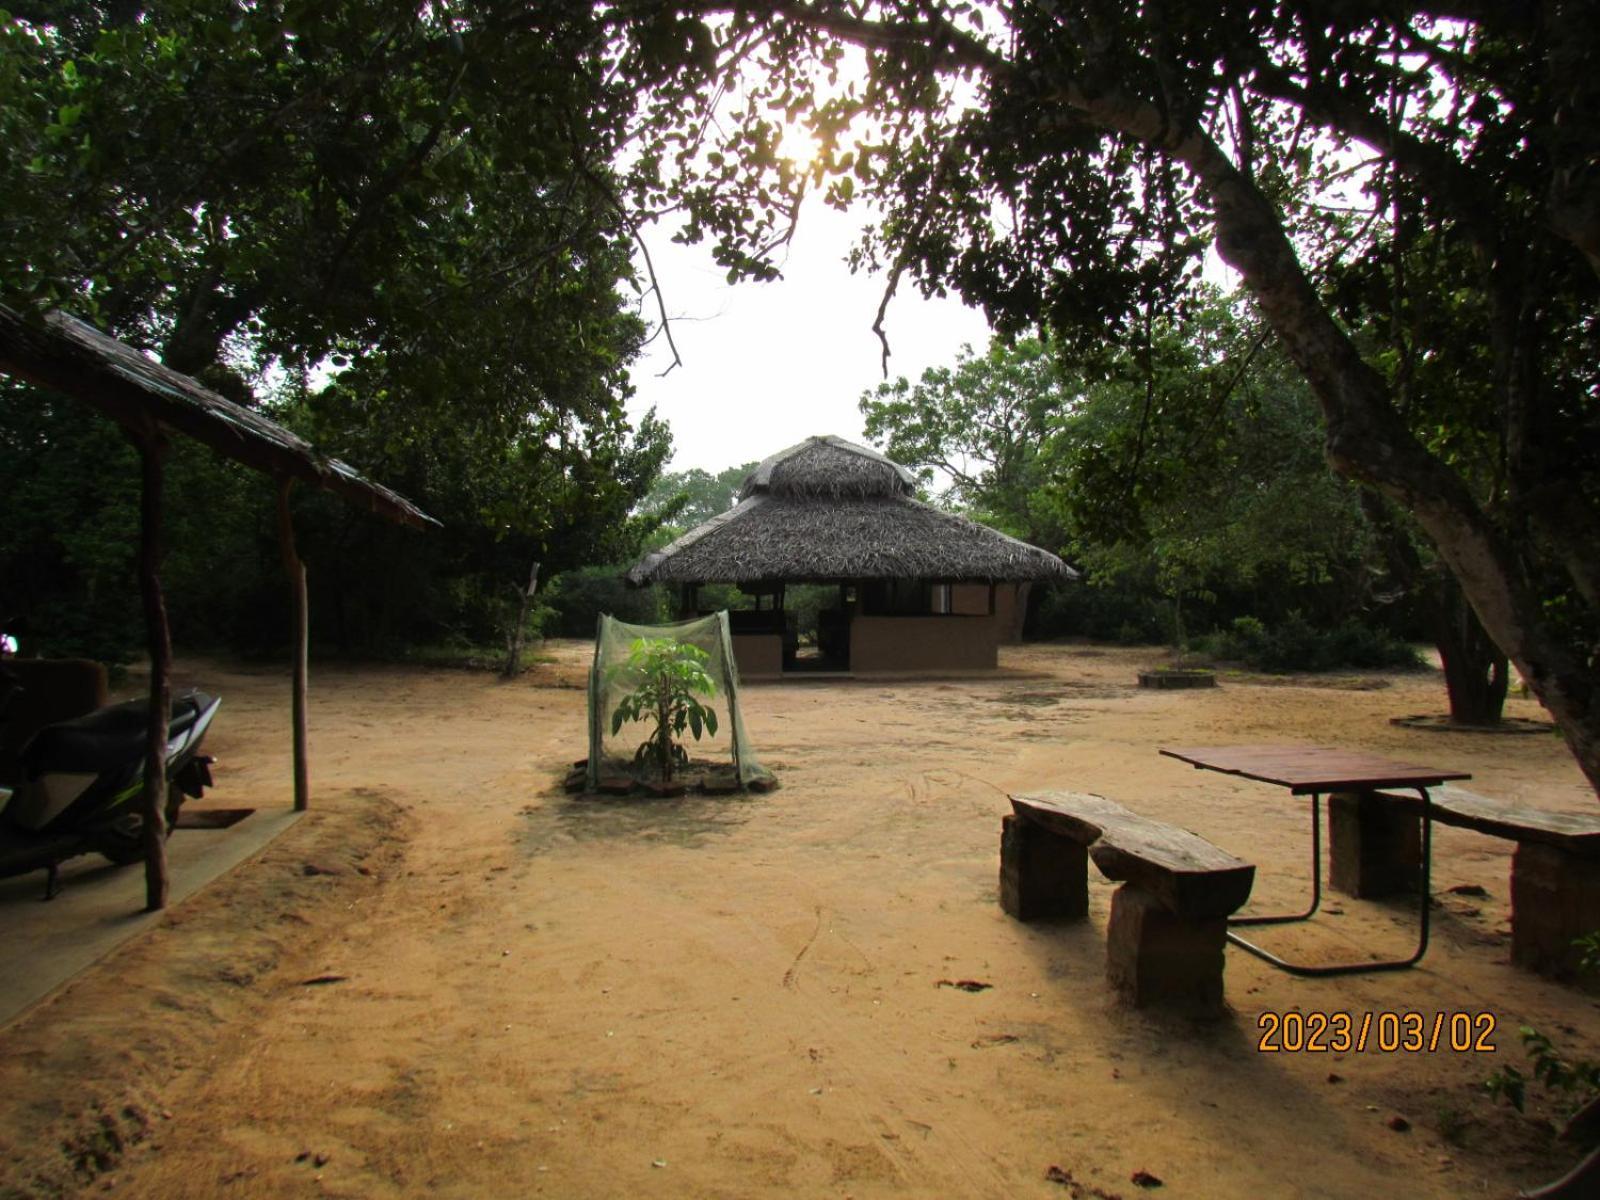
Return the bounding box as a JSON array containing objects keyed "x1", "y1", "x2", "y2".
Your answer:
[{"x1": 1160, "y1": 745, "x2": 1472, "y2": 795}]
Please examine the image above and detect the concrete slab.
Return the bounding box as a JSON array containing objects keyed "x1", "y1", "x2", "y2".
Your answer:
[{"x1": 0, "y1": 807, "x2": 302, "y2": 1027}]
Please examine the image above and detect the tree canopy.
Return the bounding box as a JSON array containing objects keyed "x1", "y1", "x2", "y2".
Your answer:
[
  {"x1": 861, "y1": 300, "x2": 1379, "y2": 636},
  {"x1": 610, "y1": 1, "x2": 1600, "y2": 793},
  {"x1": 0, "y1": 1, "x2": 670, "y2": 657}
]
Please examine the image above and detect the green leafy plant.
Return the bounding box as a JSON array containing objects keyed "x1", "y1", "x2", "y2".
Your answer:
[
  {"x1": 609, "y1": 638, "x2": 719, "y2": 782},
  {"x1": 1486, "y1": 1028, "x2": 1600, "y2": 1118},
  {"x1": 1487, "y1": 932, "x2": 1600, "y2": 1128}
]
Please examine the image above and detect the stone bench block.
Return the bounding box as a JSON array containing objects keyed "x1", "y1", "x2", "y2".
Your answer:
[
  {"x1": 1328, "y1": 791, "x2": 1421, "y2": 898},
  {"x1": 1512, "y1": 842, "x2": 1600, "y2": 979},
  {"x1": 999, "y1": 813, "x2": 1088, "y2": 921},
  {"x1": 1105, "y1": 884, "x2": 1229, "y2": 1017}
]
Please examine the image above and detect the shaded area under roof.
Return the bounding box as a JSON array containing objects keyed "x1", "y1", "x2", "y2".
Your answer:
[
  {"x1": 630, "y1": 435, "x2": 1076, "y2": 586},
  {"x1": 0, "y1": 304, "x2": 437, "y2": 530}
]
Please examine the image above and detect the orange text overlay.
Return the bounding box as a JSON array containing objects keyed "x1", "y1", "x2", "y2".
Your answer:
[{"x1": 1256, "y1": 1011, "x2": 1497, "y2": 1054}]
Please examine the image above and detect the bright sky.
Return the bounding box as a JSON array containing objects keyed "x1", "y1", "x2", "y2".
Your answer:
[{"x1": 625, "y1": 199, "x2": 993, "y2": 474}]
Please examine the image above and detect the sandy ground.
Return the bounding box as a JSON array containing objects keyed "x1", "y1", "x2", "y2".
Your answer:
[{"x1": 1, "y1": 641, "x2": 1597, "y2": 1199}]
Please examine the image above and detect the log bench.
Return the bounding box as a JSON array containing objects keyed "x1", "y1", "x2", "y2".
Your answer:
[
  {"x1": 1333, "y1": 784, "x2": 1600, "y2": 978},
  {"x1": 1002, "y1": 791, "x2": 1256, "y2": 1016}
]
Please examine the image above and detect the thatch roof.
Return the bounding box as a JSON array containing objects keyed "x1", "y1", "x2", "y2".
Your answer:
[
  {"x1": 628, "y1": 435, "x2": 1076, "y2": 585},
  {"x1": 0, "y1": 304, "x2": 437, "y2": 530}
]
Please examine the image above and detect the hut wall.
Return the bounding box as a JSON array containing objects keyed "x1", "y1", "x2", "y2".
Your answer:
[
  {"x1": 732, "y1": 633, "x2": 784, "y2": 678},
  {"x1": 950, "y1": 584, "x2": 991, "y2": 615},
  {"x1": 850, "y1": 615, "x2": 1000, "y2": 672},
  {"x1": 996, "y1": 584, "x2": 1028, "y2": 644}
]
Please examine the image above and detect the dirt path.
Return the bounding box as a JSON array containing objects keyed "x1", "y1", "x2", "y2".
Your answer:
[{"x1": 1, "y1": 642, "x2": 1595, "y2": 1198}]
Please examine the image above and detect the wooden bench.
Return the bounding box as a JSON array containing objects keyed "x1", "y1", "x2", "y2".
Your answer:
[
  {"x1": 1002, "y1": 791, "x2": 1256, "y2": 1016},
  {"x1": 1341, "y1": 785, "x2": 1600, "y2": 978}
]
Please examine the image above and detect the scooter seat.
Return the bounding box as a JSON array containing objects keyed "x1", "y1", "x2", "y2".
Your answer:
[{"x1": 20, "y1": 691, "x2": 214, "y2": 778}]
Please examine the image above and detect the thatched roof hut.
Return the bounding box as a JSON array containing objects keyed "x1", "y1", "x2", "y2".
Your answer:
[{"x1": 628, "y1": 435, "x2": 1075, "y2": 586}]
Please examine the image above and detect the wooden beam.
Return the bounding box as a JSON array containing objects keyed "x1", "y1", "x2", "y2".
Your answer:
[
  {"x1": 134, "y1": 428, "x2": 171, "y2": 911},
  {"x1": 277, "y1": 478, "x2": 309, "y2": 812},
  {"x1": 0, "y1": 304, "x2": 437, "y2": 530}
]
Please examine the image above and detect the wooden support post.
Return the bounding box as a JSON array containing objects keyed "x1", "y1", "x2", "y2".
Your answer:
[
  {"x1": 135, "y1": 430, "x2": 172, "y2": 912},
  {"x1": 277, "y1": 478, "x2": 309, "y2": 812}
]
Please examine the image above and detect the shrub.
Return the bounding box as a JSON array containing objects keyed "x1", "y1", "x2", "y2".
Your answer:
[
  {"x1": 1197, "y1": 614, "x2": 1422, "y2": 672},
  {"x1": 608, "y1": 638, "x2": 719, "y2": 782},
  {"x1": 1032, "y1": 581, "x2": 1172, "y2": 643},
  {"x1": 543, "y1": 567, "x2": 666, "y2": 637}
]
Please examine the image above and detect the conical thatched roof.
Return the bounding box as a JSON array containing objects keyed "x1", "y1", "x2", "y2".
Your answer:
[{"x1": 628, "y1": 435, "x2": 1076, "y2": 586}]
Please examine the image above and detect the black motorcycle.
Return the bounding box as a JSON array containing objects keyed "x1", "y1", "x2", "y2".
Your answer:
[{"x1": 0, "y1": 690, "x2": 220, "y2": 898}]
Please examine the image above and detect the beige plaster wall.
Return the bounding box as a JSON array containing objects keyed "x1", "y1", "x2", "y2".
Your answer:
[
  {"x1": 849, "y1": 615, "x2": 1000, "y2": 672},
  {"x1": 949, "y1": 583, "x2": 992, "y2": 616},
  {"x1": 731, "y1": 633, "x2": 783, "y2": 679},
  {"x1": 949, "y1": 583, "x2": 1027, "y2": 643}
]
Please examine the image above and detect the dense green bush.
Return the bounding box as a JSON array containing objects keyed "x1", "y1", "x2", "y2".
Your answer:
[
  {"x1": 543, "y1": 567, "x2": 666, "y2": 637},
  {"x1": 1197, "y1": 614, "x2": 1423, "y2": 672},
  {"x1": 1030, "y1": 581, "x2": 1174, "y2": 644}
]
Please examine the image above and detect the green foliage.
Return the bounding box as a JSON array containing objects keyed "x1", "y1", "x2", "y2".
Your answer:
[
  {"x1": 0, "y1": 387, "x2": 140, "y2": 660},
  {"x1": 609, "y1": 1, "x2": 1600, "y2": 794},
  {"x1": 1033, "y1": 578, "x2": 1172, "y2": 645},
  {"x1": 543, "y1": 568, "x2": 667, "y2": 638},
  {"x1": 1197, "y1": 615, "x2": 1422, "y2": 673},
  {"x1": 608, "y1": 638, "x2": 719, "y2": 782},
  {"x1": 638, "y1": 462, "x2": 758, "y2": 531},
  {"x1": 1487, "y1": 1028, "x2": 1600, "y2": 1120},
  {"x1": 1487, "y1": 935, "x2": 1600, "y2": 1126},
  {"x1": 0, "y1": 2, "x2": 670, "y2": 664},
  {"x1": 1044, "y1": 296, "x2": 1373, "y2": 609},
  {"x1": 868, "y1": 300, "x2": 1389, "y2": 652},
  {"x1": 860, "y1": 337, "x2": 1070, "y2": 546}
]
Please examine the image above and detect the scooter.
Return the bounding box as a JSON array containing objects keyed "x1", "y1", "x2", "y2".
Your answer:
[{"x1": 0, "y1": 690, "x2": 220, "y2": 899}]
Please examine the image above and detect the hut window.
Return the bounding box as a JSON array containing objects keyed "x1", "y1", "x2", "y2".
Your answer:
[
  {"x1": 930, "y1": 584, "x2": 951, "y2": 614},
  {"x1": 863, "y1": 579, "x2": 937, "y2": 615}
]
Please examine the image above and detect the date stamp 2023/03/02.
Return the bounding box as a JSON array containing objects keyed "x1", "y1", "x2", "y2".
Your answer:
[{"x1": 1256, "y1": 1011, "x2": 1497, "y2": 1054}]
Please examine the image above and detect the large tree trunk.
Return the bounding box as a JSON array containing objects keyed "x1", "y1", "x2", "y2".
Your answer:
[
  {"x1": 1360, "y1": 494, "x2": 1509, "y2": 725},
  {"x1": 1436, "y1": 591, "x2": 1510, "y2": 726},
  {"x1": 1169, "y1": 129, "x2": 1600, "y2": 794}
]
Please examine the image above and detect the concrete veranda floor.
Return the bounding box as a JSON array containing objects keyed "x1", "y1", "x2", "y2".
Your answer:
[{"x1": 0, "y1": 806, "x2": 302, "y2": 1026}]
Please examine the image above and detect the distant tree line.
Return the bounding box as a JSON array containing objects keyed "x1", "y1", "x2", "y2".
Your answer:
[{"x1": 861, "y1": 293, "x2": 1498, "y2": 720}]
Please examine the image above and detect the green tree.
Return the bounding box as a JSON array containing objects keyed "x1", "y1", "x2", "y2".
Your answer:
[
  {"x1": 860, "y1": 336, "x2": 1068, "y2": 545},
  {"x1": 609, "y1": 3, "x2": 1600, "y2": 794},
  {"x1": 639, "y1": 461, "x2": 759, "y2": 530},
  {"x1": 864, "y1": 300, "x2": 1378, "y2": 645},
  {"x1": 0, "y1": 2, "x2": 667, "y2": 658}
]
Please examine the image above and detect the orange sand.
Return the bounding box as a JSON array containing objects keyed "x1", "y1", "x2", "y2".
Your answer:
[{"x1": 1, "y1": 641, "x2": 1595, "y2": 1198}]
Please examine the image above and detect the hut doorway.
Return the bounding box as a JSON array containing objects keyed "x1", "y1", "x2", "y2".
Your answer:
[{"x1": 789, "y1": 583, "x2": 850, "y2": 672}]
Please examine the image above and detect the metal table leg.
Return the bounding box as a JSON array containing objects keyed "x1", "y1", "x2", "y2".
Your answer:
[
  {"x1": 1226, "y1": 787, "x2": 1433, "y2": 977},
  {"x1": 1230, "y1": 794, "x2": 1322, "y2": 926}
]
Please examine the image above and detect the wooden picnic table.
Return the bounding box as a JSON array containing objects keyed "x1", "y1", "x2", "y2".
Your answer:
[{"x1": 1159, "y1": 744, "x2": 1471, "y2": 977}]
